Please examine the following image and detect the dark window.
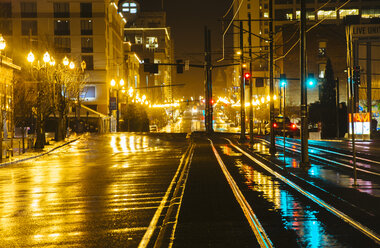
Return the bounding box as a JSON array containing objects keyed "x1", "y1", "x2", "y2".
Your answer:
[
  {"x1": 80, "y1": 20, "x2": 93, "y2": 35},
  {"x1": 247, "y1": 4, "x2": 251, "y2": 9},
  {"x1": 275, "y1": 0, "x2": 293, "y2": 4},
  {"x1": 81, "y1": 55, "x2": 93, "y2": 70},
  {"x1": 0, "y1": 20, "x2": 12, "y2": 35},
  {"x1": 21, "y1": 20, "x2": 37, "y2": 35},
  {"x1": 54, "y1": 20, "x2": 70, "y2": 35},
  {"x1": 20, "y1": 2, "x2": 37, "y2": 18},
  {"x1": 275, "y1": 9, "x2": 293, "y2": 20},
  {"x1": 53, "y1": 2, "x2": 70, "y2": 18},
  {"x1": 81, "y1": 37, "x2": 93, "y2": 53},
  {"x1": 255, "y1": 78, "x2": 264, "y2": 87},
  {"x1": 0, "y1": 3, "x2": 12, "y2": 18},
  {"x1": 54, "y1": 37, "x2": 71, "y2": 53},
  {"x1": 80, "y1": 3, "x2": 92, "y2": 18}
]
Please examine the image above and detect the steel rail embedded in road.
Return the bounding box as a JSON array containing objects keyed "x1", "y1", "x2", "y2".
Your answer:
[
  {"x1": 258, "y1": 138, "x2": 380, "y2": 177},
  {"x1": 209, "y1": 139, "x2": 273, "y2": 248},
  {"x1": 139, "y1": 142, "x2": 195, "y2": 248},
  {"x1": 283, "y1": 138, "x2": 380, "y2": 166},
  {"x1": 226, "y1": 138, "x2": 380, "y2": 245}
]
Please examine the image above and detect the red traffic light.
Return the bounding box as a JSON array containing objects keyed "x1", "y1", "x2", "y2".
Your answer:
[{"x1": 244, "y1": 72, "x2": 251, "y2": 80}]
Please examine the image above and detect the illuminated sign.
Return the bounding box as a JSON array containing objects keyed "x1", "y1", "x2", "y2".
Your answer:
[
  {"x1": 348, "y1": 113, "x2": 370, "y2": 135},
  {"x1": 351, "y1": 24, "x2": 380, "y2": 38}
]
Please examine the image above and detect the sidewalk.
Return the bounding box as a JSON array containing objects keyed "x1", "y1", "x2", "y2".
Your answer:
[{"x1": 0, "y1": 134, "x2": 81, "y2": 166}]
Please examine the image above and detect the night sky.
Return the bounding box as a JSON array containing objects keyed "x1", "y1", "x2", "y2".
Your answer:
[{"x1": 140, "y1": 0, "x2": 233, "y2": 99}]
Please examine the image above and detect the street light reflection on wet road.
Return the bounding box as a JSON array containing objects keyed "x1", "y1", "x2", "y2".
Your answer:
[{"x1": 0, "y1": 134, "x2": 187, "y2": 247}]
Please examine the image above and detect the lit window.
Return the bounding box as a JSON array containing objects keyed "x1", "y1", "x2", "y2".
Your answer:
[
  {"x1": 286, "y1": 13, "x2": 293, "y2": 20},
  {"x1": 263, "y1": 12, "x2": 269, "y2": 18},
  {"x1": 317, "y1": 10, "x2": 337, "y2": 20},
  {"x1": 339, "y1": 9, "x2": 359, "y2": 18},
  {"x1": 318, "y1": 63, "x2": 326, "y2": 79},
  {"x1": 318, "y1": 41, "x2": 327, "y2": 57},
  {"x1": 296, "y1": 10, "x2": 316, "y2": 20},
  {"x1": 146, "y1": 37, "x2": 158, "y2": 49},
  {"x1": 135, "y1": 36, "x2": 142, "y2": 44},
  {"x1": 361, "y1": 9, "x2": 380, "y2": 18},
  {"x1": 121, "y1": 1, "x2": 138, "y2": 15}
]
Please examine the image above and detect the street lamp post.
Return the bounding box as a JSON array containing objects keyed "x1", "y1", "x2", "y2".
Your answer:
[
  {"x1": 110, "y1": 79, "x2": 124, "y2": 132},
  {"x1": 280, "y1": 76, "x2": 287, "y2": 169},
  {"x1": 0, "y1": 35, "x2": 5, "y2": 159}
]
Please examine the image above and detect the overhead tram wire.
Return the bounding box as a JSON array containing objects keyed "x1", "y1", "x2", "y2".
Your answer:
[
  {"x1": 218, "y1": 0, "x2": 245, "y2": 62},
  {"x1": 223, "y1": 0, "x2": 239, "y2": 18}
]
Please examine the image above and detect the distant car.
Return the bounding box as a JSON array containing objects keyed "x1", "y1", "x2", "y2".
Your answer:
[
  {"x1": 265, "y1": 116, "x2": 299, "y2": 137},
  {"x1": 149, "y1": 125, "x2": 158, "y2": 132}
]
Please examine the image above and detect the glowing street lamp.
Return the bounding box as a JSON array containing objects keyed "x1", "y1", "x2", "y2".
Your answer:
[
  {"x1": 63, "y1": 56, "x2": 69, "y2": 66},
  {"x1": 27, "y1": 51, "x2": 35, "y2": 63},
  {"x1": 110, "y1": 79, "x2": 116, "y2": 87},
  {"x1": 119, "y1": 79, "x2": 125, "y2": 87},
  {"x1": 43, "y1": 51, "x2": 50, "y2": 63},
  {"x1": 0, "y1": 35, "x2": 6, "y2": 51},
  {"x1": 69, "y1": 61, "x2": 75, "y2": 70}
]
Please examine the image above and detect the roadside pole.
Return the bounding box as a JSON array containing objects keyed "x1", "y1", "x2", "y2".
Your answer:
[
  {"x1": 300, "y1": 0, "x2": 310, "y2": 166},
  {"x1": 346, "y1": 25, "x2": 358, "y2": 186},
  {"x1": 240, "y1": 21, "x2": 246, "y2": 142},
  {"x1": 248, "y1": 13, "x2": 254, "y2": 144},
  {"x1": 269, "y1": 0, "x2": 276, "y2": 155}
]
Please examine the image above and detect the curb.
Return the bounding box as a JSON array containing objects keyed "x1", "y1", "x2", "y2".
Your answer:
[{"x1": 0, "y1": 137, "x2": 81, "y2": 167}]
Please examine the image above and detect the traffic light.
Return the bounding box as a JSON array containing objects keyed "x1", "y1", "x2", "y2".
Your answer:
[
  {"x1": 280, "y1": 74, "x2": 287, "y2": 88},
  {"x1": 353, "y1": 66, "x2": 360, "y2": 85},
  {"x1": 244, "y1": 72, "x2": 251, "y2": 85},
  {"x1": 176, "y1": 59, "x2": 184, "y2": 73},
  {"x1": 244, "y1": 72, "x2": 251, "y2": 80},
  {"x1": 143, "y1": 58, "x2": 159, "y2": 74},
  {"x1": 143, "y1": 58, "x2": 151, "y2": 72},
  {"x1": 307, "y1": 73, "x2": 317, "y2": 87}
]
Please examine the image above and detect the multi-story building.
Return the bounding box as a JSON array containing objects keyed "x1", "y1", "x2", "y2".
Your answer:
[
  {"x1": 0, "y1": 0, "x2": 125, "y2": 120},
  {"x1": 119, "y1": 0, "x2": 174, "y2": 104},
  {"x1": 233, "y1": 0, "x2": 380, "y2": 120}
]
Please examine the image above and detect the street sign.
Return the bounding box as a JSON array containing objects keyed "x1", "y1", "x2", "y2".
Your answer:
[{"x1": 109, "y1": 97, "x2": 117, "y2": 110}]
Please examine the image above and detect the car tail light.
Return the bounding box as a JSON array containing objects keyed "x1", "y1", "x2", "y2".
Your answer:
[
  {"x1": 273, "y1": 123, "x2": 278, "y2": 128},
  {"x1": 291, "y1": 123, "x2": 296, "y2": 129}
]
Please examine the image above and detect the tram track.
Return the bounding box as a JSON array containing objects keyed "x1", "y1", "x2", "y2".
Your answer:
[
  {"x1": 256, "y1": 137, "x2": 380, "y2": 177},
  {"x1": 209, "y1": 137, "x2": 380, "y2": 247}
]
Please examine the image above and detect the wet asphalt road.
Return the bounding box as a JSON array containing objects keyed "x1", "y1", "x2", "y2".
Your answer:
[{"x1": 0, "y1": 133, "x2": 188, "y2": 247}]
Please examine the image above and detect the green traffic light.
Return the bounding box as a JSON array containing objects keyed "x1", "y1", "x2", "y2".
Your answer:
[
  {"x1": 280, "y1": 74, "x2": 287, "y2": 88},
  {"x1": 307, "y1": 73, "x2": 316, "y2": 87}
]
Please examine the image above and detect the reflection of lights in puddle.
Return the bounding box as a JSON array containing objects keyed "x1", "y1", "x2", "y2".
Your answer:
[
  {"x1": 48, "y1": 233, "x2": 60, "y2": 238},
  {"x1": 220, "y1": 145, "x2": 241, "y2": 156},
  {"x1": 34, "y1": 234, "x2": 43, "y2": 239}
]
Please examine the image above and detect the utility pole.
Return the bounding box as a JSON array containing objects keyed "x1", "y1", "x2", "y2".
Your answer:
[
  {"x1": 204, "y1": 26, "x2": 213, "y2": 133},
  {"x1": 248, "y1": 13, "x2": 254, "y2": 144},
  {"x1": 300, "y1": 0, "x2": 310, "y2": 166},
  {"x1": 336, "y1": 77, "x2": 340, "y2": 138},
  {"x1": 269, "y1": 0, "x2": 276, "y2": 155},
  {"x1": 366, "y1": 42, "x2": 372, "y2": 138},
  {"x1": 239, "y1": 21, "x2": 246, "y2": 142},
  {"x1": 208, "y1": 28, "x2": 213, "y2": 133}
]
